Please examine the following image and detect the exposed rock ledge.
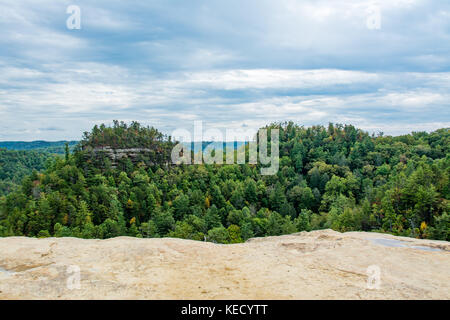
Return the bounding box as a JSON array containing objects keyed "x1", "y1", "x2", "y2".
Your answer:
[
  {"x1": 85, "y1": 146, "x2": 156, "y2": 168},
  {"x1": 0, "y1": 230, "x2": 449, "y2": 300}
]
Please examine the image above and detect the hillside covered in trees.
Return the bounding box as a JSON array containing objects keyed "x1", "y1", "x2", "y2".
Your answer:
[
  {"x1": 0, "y1": 141, "x2": 77, "y2": 196},
  {"x1": 0, "y1": 149, "x2": 55, "y2": 196},
  {"x1": 0, "y1": 121, "x2": 448, "y2": 242}
]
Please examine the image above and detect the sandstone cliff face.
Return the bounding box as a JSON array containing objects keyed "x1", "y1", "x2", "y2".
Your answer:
[
  {"x1": 83, "y1": 146, "x2": 157, "y2": 168},
  {"x1": 0, "y1": 230, "x2": 449, "y2": 300}
]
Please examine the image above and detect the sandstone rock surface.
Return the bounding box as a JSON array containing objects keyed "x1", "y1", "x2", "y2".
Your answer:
[{"x1": 0, "y1": 229, "x2": 449, "y2": 300}]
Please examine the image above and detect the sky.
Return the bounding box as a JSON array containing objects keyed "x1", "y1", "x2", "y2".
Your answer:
[{"x1": 0, "y1": 0, "x2": 449, "y2": 141}]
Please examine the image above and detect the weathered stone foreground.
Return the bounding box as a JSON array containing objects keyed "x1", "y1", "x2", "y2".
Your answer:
[{"x1": 0, "y1": 230, "x2": 449, "y2": 300}]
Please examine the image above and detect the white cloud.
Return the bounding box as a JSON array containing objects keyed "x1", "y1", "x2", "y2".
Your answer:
[
  {"x1": 0, "y1": 0, "x2": 449, "y2": 140},
  {"x1": 183, "y1": 69, "x2": 380, "y2": 90},
  {"x1": 0, "y1": 62, "x2": 449, "y2": 140}
]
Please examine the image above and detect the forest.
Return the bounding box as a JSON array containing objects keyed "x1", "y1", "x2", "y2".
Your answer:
[
  {"x1": 0, "y1": 121, "x2": 448, "y2": 242},
  {"x1": 0, "y1": 149, "x2": 54, "y2": 196}
]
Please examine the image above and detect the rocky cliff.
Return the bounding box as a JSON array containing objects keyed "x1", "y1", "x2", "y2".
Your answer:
[
  {"x1": 0, "y1": 230, "x2": 449, "y2": 299},
  {"x1": 82, "y1": 146, "x2": 158, "y2": 168}
]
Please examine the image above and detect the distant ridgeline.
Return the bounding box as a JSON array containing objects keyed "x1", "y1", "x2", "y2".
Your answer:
[
  {"x1": 185, "y1": 141, "x2": 247, "y2": 153},
  {"x1": 75, "y1": 121, "x2": 175, "y2": 170},
  {"x1": 0, "y1": 141, "x2": 78, "y2": 154}
]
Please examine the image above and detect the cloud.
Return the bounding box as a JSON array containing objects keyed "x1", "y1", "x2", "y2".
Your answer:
[
  {"x1": 0, "y1": 0, "x2": 449, "y2": 140},
  {"x1": 38, "y1": 126, "x2": 65, "y2": 132}
]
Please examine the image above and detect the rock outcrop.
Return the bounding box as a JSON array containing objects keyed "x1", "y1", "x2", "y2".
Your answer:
[
  {"x1": 83, "y1": 146, "x2": 158, "y2": 168},
  {"x1": 0, "y1": 230, "x2": 449, "y2": 300}
]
